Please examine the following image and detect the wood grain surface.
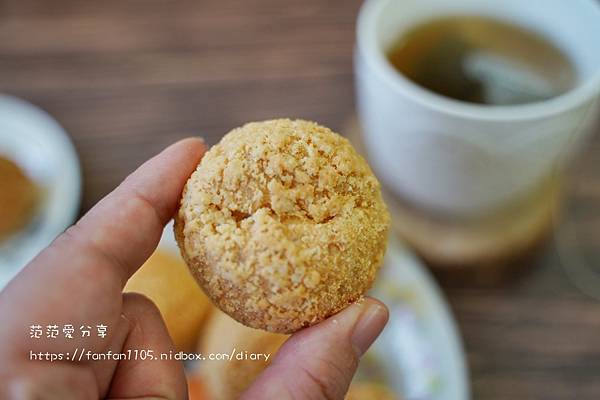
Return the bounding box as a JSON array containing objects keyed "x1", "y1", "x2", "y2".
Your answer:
[{"x1": 1, "y1": 1, "x2": 599, "y2": 398}]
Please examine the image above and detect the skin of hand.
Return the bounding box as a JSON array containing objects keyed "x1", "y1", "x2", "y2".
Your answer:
[{"x1": 0, "y1": 138, "x2": 389, "y2": 400}]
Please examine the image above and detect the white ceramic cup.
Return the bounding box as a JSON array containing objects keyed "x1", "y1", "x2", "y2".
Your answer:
[{"x1": 355, "y1": 0, "x2": 600, "y2": 218}]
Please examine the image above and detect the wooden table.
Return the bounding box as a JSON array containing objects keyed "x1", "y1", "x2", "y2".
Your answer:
[{"x1": 1, "y1": 1, "x2": 599, "y2": 398}]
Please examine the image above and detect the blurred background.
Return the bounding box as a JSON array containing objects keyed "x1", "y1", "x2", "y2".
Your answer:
[{"x1": 1, "y1": 0, "x2": 600, "y2": 399}]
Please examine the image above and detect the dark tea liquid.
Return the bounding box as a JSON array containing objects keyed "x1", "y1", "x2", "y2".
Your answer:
[{"x1": 387, "y1": 16, "x2": 576, "y2": 105}]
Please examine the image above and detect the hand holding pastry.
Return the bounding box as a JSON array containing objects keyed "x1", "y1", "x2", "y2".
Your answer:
[{"x1": 0, "y1": 131, "x2": 389, "y2": 399}]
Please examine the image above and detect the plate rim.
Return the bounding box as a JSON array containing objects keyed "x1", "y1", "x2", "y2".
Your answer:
[{"x1": 0, "y1": 94, "x2": 82, "y2": 288}]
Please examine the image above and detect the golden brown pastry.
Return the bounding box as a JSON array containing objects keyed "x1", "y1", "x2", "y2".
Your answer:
[
  {"x1": 186, "y1": 374, "x2": 210, "y2": 400},
  {"x1": 0, "y1": 156, "x2": 39, "y2": 239},
  {"x1": 197, "y1": 309, "x2": 288, "y2": 400},
  {"x1": 175, "y1": 119, "x2": 389, "y2": 333},
  {"x1": 124, "y1": 249, "x2": 212, "y2": 352},
  {"x1": 345, "y1": 381, "x2": 399, "y2": 400}
]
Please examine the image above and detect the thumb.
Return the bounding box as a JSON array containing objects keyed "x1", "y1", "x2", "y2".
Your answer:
[{"x1": 241, "y1": 297, "x2": 389, "y2": 400}]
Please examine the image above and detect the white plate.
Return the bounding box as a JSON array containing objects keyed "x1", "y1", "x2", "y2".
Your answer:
[
  {"x1": 157, "y1": 223, "x2": 469, "y2": 400},
  {"x1": 0, "y1": 95, "x2": 81, "y2": 288},
  {"x1": 360, "y1": 236, "x2": 470, "y2": 400}
]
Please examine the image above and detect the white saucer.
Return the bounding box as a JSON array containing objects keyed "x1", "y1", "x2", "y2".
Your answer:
[
  {"x1": 0, "y1": 95, "x2": 81, "y2": 288},
  {"x1": 361, "y1": 236, "x2": 470, "y2": 400},
  {"x1": 157, "y1": 223, "x2": 470, "y2": 400}
]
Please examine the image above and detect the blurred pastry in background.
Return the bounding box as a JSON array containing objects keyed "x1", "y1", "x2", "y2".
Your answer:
[
  {"x1": 0, "y1": 156, "x2": 40, "y2": 240},
  {"x1": 197, "y1": 309, "x2": 288, "y2": 400},
  {"x1": 187, "y1": 374, "x2": 210, "y2": 400},
  {"x1": 124, "y1": 249, "x2": 212, "y2": 352},
  {"x1": 345, "y1": 381, "x2": 399, "y2": 400}
]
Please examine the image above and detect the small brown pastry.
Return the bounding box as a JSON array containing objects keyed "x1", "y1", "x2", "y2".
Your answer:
[
  {"x1": 345, "y1": 382, "x2": 399, "y2": 400},
  {"x1": 0, "y1": 156, "x2": 39, "y2": 239},
  {"x1": 124, "y1": 249, "x2": 212, "y2": 352},
  {"x1": 175, "y1": 119, "x2": 389, "y2": 333},
  {"x1": 197, "y1": 309, "x2": 288, "y2": 400}
]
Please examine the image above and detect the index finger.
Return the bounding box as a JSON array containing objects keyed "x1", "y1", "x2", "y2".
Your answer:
[{"x1": 53, "y1": 136, "x2": 205, "y2": 284}]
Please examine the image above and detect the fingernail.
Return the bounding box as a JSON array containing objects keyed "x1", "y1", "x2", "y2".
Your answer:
[{"x1": 350, "y1": 300, "x2": 389, "y2": 357}]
